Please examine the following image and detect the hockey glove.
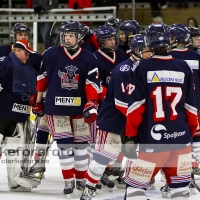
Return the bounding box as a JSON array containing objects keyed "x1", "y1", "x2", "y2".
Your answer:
[
  {"x1": 83, "y1": 101, "x2": 98, "y2": 123},
  {"x1": 121, "y1": 130, "x2": 138, "y2": 159},
  {"x1": 29, "y1": 94, "x2": 44, "y2": 117}
]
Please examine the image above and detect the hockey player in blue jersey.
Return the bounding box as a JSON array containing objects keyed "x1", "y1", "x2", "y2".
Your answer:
[
  {"x1": 89, "y1": 24, "x2": 127, "y2": 189},
  {"x1": 118, "y1": 20, "x2": 141, "y2": 57},
  {"x1": 29, "y1": 20, "x2": 100, "y2": 198},
  {"x1": 0, "y1": 23, "x2": 41, "y2": 72},
  {"x1": 168, "y1": 24, "x2": 200, "y2": 178},
  {"x1": 0, "y1": 39, "x2": 40, "y2": 191},
  {"x1": 79, "y1": 35, "x2": 151, "y2": 200},
  {"x1": 123, "y1": 23, "x2": 198, "y2": 200}
]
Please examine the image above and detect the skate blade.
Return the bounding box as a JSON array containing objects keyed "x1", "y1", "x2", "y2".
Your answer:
[
  {"x1": 66, "y1": 193, "x2": 73, "y2": 199},
  {"x1": 162, "y1": 192, "x2": 171, "y2": 199},
  {"x1": 102, "y1": 185, "x2": 114, "y2": 192},
  {"x1": 116, "y1": 184, "x2": 125, "y2": 189}
]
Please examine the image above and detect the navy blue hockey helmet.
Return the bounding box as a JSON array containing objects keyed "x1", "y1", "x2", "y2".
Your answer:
[
  {"x1": 169, "y1": 24, "x2": 190, "y2": 43},
  {"x1": 169, "y1": 23, "x2": 178, "y2": 38},
  {"x1": 130, "y1": 35, "x2": 146, "y2": 52},
  {"x1": 59, "y1": 20, "x2": 86, "y2": 49},
  {"x1": 130, "y1": 35, "x2": 150, "y2": 58},
  {"x1": 119, "y1": 20, "x2": 138, "y2": 36},
  {"x1": 11, "y1": 23, "x2": 31, "y2": 42},
  {"x1": 105, "y1": 17, "x2": 122, "y2": 30},
  {"x1": 129, "y1": 20, "x2": 141, "y2": 34},
  {"x1": 145, "y1": 23, "x2": 171, "y2": 48},
  {"x1": 95, "y1": 25, "x2": 119, "y2": 51}
]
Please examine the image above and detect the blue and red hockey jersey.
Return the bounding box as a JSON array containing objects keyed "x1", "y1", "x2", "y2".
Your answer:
[
  {"x1": 38, "y1": 46, "x2": 100, "y2": 116},
  {"x1": 169, "y1": 48, "x2": 200, "y2": 110},
  {"x1": 94, "y1": 48, "x2": 127, "y2": 101},
  {"x1": 98, "y1": 58, "x2": 135, "y2": 134},
  {"x1": 126, "y1": 55, "x2": 198, "y2": 152}
]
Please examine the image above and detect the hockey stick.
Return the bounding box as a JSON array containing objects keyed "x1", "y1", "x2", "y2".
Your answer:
[
  {"x1": 28, "y1": 133, "x2": 54, "y2": 180},
  {"x1": 189, "y1": 154, "x2": 200, "y2": 193},
  {"x1": 49, "y1": 21, "x2": 58, "y2": 46},
  {"x1": 38, "y1": 133, "x2": 53, "y2": 180}
]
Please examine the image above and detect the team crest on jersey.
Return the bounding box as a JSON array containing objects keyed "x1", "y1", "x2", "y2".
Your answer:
[
  {"x1": 58, "y1": 65, "x2": 79, "y2": 90},
  {"x1": 120, "y1": 64, "x2": 130, "y2": 72}
]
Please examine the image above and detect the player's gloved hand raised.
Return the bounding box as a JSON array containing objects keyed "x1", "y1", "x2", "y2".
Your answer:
[
  {"x1": 29, "y1": 94, "x2": 44, "y2": 117},
  {"x1": 121, "y1": 130, "x2": 138, "y2": 159},
  {"x1": 83, "y1": 100, "x2": 98, "y2": 123}
]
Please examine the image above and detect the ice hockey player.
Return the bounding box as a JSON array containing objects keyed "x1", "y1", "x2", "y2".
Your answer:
[
  {"x1": 118, "y1": 20, "x2": 141, "y2": 56},
  {"x1": 89, "y1": 24, "x2": 127, "y2": 190},
  {"x1": 0, "y1": 39, "x2": 40, "y2": 192},
  {"x1": 168, "y1": 24, "x2": 200, "y2": 177},
  {"x1": 122, "y1": 23, "x2": 198, "y2": 200},
  {"x1": 29, "y1": 20, "x2": 100, "y2": 198},
  {"x1": 80, "y1": 35, "x2": 151, "y2": 200}
]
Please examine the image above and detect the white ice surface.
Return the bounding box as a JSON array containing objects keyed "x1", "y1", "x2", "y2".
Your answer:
[{"x1": 1, "y1": 142, "x2": 200, "y2": 200}]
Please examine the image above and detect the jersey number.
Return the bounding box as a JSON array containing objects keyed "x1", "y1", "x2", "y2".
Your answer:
[
  {"x1": 151, "y1": 86, "x2": 182, "y2": 121},
  {"x1": 121, "y1": 83, "x2": 135, "y2": 95}
]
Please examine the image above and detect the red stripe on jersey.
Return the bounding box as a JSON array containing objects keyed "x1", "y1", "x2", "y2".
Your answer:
[
  {"x1": 85, "y1": 84, "x2": 98, "y2": 101},
  {"x1": 115, "y1": 105, "x2": 127, "y2": 116},
  {"x1": 98, "y1": 86, "x2": 107, "y2": 102},
  {"x1": 185, "y1": 109, "x2": 198, "y2": 137},
  {"x1": 36, "y1": 77, "x2": 48, "y2": 92},
  {"x1": 126, "y1": 104, "x2": 145, "y2": 137}
]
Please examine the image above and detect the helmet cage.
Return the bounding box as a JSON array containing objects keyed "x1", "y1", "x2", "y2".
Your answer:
[{"x1": 59, "y1": 21, "x2": 86, "y2": 49}]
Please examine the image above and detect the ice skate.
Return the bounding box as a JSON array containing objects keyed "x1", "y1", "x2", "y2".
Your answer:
[
  {"x1": 95, "y1": 180, "x2": 102, "y2": 193},
  {"x1": 160, "y1": 184, "x2": 171, "y2": 199},
  {"x1": 63, "y1": 180, "x2": 75, "y2": 198},
  {"x1": 80, "y1": 184, "x2": 96, "y2": 200},
  {"x1": 110, "y1": 161, "x2": 124, "y2": 180},
  {"x1": 100, "y1": 169, "x2": 115, "y2": 191},
  {"x1": 76, "y1": 180, "x2": 85, "y2": 191},
  {"x1": 114, "y1": 176, "x2": 125, "y2": 189},
  {"x1": 147, "y1": 178, "x2": 156, "y2": 190}
]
